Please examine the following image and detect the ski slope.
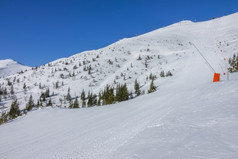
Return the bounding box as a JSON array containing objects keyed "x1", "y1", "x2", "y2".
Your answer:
[
  {"x1": 0, "y1": 72, "x2": 237, "y2": 159},
  {"x1": 0, "y1": 13, "x2": 238, "y2": 159}
]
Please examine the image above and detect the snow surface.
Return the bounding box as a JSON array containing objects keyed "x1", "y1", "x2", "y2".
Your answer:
[
  {"x1": 0, "y1": 59, "x2": 30, "y2": 78},
  {"x1": 0, "y1": 12, "x2": 238, "y2": 159}
]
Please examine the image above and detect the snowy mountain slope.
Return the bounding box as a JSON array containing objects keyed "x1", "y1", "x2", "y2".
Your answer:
[
  {"x1": 0, "y1": 59, "x2": 30, "y2": 78},
  {"x1": 0, "y1": 12, "x2": 238, "y2": 158},
  {"x1": 1, "y1": 12, "x2": 238, "y2": 112},
  {"x1": 0, "y1": 66, "x2": 237, "y2": 159}
]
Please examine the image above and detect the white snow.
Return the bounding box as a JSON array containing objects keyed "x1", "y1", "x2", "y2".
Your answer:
[
  {"x1": 0, "y1": 12, "x2": 238, "y2": 159},
  {"x1": 0, "y1": 59, "x2": 30, "y2": 78}
]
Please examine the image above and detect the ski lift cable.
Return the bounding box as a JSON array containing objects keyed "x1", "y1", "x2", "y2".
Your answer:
[{"x1": 189, "y1": 42, "x2": 216, "y2": 73}]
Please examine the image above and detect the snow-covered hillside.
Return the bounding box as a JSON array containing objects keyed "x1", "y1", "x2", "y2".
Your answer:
[
  {"x1": 0, "y1": 12, "x2": 237, "y2": 111},
  {"x1": 0, "y1": 12, "x2": 238, "y2": 159},
  {"x1": 0, "y1": 59, "x2": 30, "y2": 78}
]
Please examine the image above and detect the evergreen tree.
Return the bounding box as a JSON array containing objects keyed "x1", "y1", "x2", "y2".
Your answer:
[
  {"x1": 102, "y1": 85, "x2": 114, "y2": 105},
  {"x1": 148, "y1": 80, "x2": 156, "y2": 94},
  {"x1": 134, "y1": 79, "x2": 141, "y2": 96},
  {"x1": 229, "y1": 53, "x2": 238, "y2": 72},
  {"x1": 40, "y1": 92, "x2": 46, "y2": 101},
  {"x1": 47, "y1": 98, "x2": 52, "y2": 106},
  {"x1": 45, "y1": 88, "x2": 50, "y2": 98},
  {"x1": 92, "y1": 94, "x2": 97, "y2": 106},
  {"x1": 81, "y1": 89, "x2": 86, "y2": 107},
  {"x1": 9, "y1": 99, "x2": 20, "y2": 119},
  {"x1": 115, "y1": 84, "x2": 129, "y2": 102},
  {"x1": 23, "y1": 83, "x2": 27, "y2": 92},
  {"x1": 97, "y1": 92, "x2": 102, "y2": 106},
  {"x1": 166, "y1": 71, "x2": 173, "y2": 77},
  {"x1": 73, "y1": 97, "x2": 79, "y2": 108},
  {"x1": 0, "y1": 111, "x2": 8, "y2": 125},
  {"x1": 87, "y1": 91, "x2": 93, "y2": 107},
  {"x1": 122, "y1": 83, "x2": 129, "y2": 101},
  {"x1": 26, "y1": 95, "x2": 34, "y2": 111},
  {"x1": 36, "y1": 100, "x2": 40, "y2": 108},
  {"x1": 56, "y1": 81, "x2": 59, "y2": 89},
  {"x1": 0, "y1": 87, "x2": 2, "y2": 96},
  {"x1": 10, "y1": 85, "x2": 14, "y2": 95},
  {"x1": 160, "y1": 71, "x2": 165, "y2": 77},
  {"x1": 66, "y1": 88, "x2": 71, "y2": 101}
]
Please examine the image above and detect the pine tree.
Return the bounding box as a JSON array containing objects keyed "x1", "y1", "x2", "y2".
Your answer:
[
  {"x1": 73, "y1": 97, "x2": 79, "y2": 108},
  {"x1": 115, "y1": 84, "x2": 129, "y2": 102},
  {"x1": 148, "y1": 80, "x2": 156, "y2": 94},
  {"x1": 9, "y1": 99, "x2": 20, "y2": 119},
  {"x1": 36, "y1": 100, "x2": 40, "y2": 108},
  {"x1": 102, "y1": 85, "x2": 114, "y2": 105},
  {"x1": 45, "y1": 88, "x2": 50, "y2": 98},
  {"x1": 23, "y1": 83, "x2": 26, "y2": 92},
  {"x1": 166, "y1": 71, "x2": 173, "y2": 77},
  {"x1": 0, "y1": 111, "x2": 8, "y2": 125},
  {"x1": 92, "y1": 94, "x2": 97, "y2": 106},
  {"x1": 81, "y1": 89, "x2": 86, "y2": 107},
  {"x1": 122, "y1": 83, "x2": 129, "y2": 101},
  {"x1": 10, "y1": 85, "x2": 14, "y2": 95},
  {"x1": 160, "y1": 71, "x2": 165, "y2": 77},
  {"x1": 97, "y1": 92, "x2": 102, "y2": 106},
  {"x1": 229, "y1": 53, "x2": 238, "y2": 72},
  {"x1": 66, "y1": 88, "x2": 71, "y2": 101},
  {"x1": 56, "y1": 81, "x2": 59, "y2": 89},
  {"x1": 134, "y1": 79, "x2": 141, "y2": 96},
  {"x1": 87, "y1": 91, "x2": 93, "y2": 107},
  {"x1": 26, "y1": 95, "x2": 34, "y2": 111},
  {"x1": 47, "y1": 98, "x2": 52, "y2": 106},
  {"x1": 40, "y1": 92, "x2": 46, "y2": 101}
]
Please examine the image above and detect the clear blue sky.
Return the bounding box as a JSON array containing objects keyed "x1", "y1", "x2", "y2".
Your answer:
[{"x1": 1, "y1": 0, "x2": 238, "y2": 67}]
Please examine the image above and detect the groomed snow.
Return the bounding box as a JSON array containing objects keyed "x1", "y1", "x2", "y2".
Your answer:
[{"x1": 0, "y1": 72, "x2": 237, "y2": 159}]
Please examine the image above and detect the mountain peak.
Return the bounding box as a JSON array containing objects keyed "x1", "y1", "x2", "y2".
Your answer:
[{"x1": 0, "y1": 59, "x2": 30, "y2": 78}]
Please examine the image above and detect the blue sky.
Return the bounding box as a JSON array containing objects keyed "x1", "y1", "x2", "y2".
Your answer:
[{"x1": 0, "y1": 0, "x2": 238, "y2": 67}]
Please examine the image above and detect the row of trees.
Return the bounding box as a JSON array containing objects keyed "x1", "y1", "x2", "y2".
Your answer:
[
  {"x1": 0, "y1": 77, "x2": 158, "y2": 124},
  {"x1": 68, "y1": 78, "x2": 157, "y2": 108},
  {"x1": 0, "y1": 99, "x2": 20, "y2": 124}
]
